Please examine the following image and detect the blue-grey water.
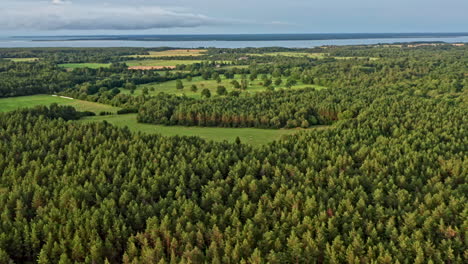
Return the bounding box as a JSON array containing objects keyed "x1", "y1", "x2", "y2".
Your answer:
[{"x1": 1, "y1": 36, "x2": 467, "y2": 48}]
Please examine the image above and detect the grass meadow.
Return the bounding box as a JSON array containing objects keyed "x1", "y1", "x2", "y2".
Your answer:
[
  {"x1": 77, "y1": 114, "x2": 328, "y2": 145},
  {"x1": 0, "y1": 95, "x2": 121, "y2": 113},
  {"x1": 121, "y1": 75, "x2": 326, "y2": 99},
  {"x1": 5, "y1": 58, "x2": 39, "y2": 62}
]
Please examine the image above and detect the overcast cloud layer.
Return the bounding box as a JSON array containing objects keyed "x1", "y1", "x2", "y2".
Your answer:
[
  {"x1": 0, "y1": 0, "x2": 467, "y2": 35},
  {"x1": 0, "y1": 1, "x2": 220, "y2": 31}
]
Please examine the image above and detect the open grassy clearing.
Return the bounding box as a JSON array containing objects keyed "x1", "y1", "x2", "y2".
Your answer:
[
  {"x1": 0, "y1": 95, "x2": 121, "y2": 113},
  {"x1": 77, "y1": 114, "x2": 328, "y2": 145},
  {"x1": 247, "y1": 52, "x2": 378, "y2": 60},
  {"x1": 121, "y1": 75, "x2": 326, "y2": 99},
  {"x1": 128, "y1": 49, "x2": 207, "y2": 58},
  {"x1": 58, "y1": 63, "x2": 111, "y2": 69},
  {"x1": 124, "y1": 59, "x2": 203, "y2": 67},
  {"x1": 4, "y1": 58, "x2": 39, "y2": 62}
]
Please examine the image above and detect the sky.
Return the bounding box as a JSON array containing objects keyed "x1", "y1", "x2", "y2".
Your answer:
[{"x1": 0, "y1": 0, "x2": 467, "y2": 36}]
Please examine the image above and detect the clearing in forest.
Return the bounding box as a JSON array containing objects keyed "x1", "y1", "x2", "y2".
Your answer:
[
  {"x1": 78, "y1": 114, "x2": 329, "y2": 146},
  {"x1": 4, "y1": 58, "x2": 39, "y2": 62},
  {"x1": 0, "y1": 95, "x2": 121, "y2": 114},
  {"x1": 121, "y1": 75, "x2": 326, "y2": 99}
]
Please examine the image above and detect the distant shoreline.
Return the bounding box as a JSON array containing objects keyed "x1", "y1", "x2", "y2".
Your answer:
[
  {"x1": 12, "y1": 32, "x2": 468, "y2": 42},
  {"x1": 2, "y1": 34, "x2": 467, "y2": 48}
]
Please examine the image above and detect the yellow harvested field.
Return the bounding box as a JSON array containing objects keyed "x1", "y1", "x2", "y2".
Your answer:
[{"x1": 129, "y1": 49, "x2": 207, "y2": 58}]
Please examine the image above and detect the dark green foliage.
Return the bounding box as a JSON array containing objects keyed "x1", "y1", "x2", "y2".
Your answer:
[
  {"x1": 137, "y1": 88, "x2": 350, "y2": 128},
  {"x1": 216, "y1": 86, "x2": 227, "y2": 95},
  {"x1": 176, "y1": 80, "x2": 184, "y2": 90},
  {"x1": 117, "y1": 108, "x2": 138, "y2": 115},
  {"x1": 12, "y1": 103, "x2": 92, "y2": 120},
  {"x1": 201, "y1": 88, "x2": 211, "y2": 98},
  {"x1": 0, "y1": 94, "x2": 466, "y2": 263}
]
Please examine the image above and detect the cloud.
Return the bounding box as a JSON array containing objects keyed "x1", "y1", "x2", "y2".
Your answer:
[
  {"x1": 51, "y1": 0, "x2": 66, "y2": 4},
  {"x1": 268, "y1": 21, "x2": 296, "y2": 26},
  {"x1": 0, "y1": 1, "x2": 220, "y2": 30}
]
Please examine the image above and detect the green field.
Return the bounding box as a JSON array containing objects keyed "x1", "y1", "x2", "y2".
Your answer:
[
  {"x1": 128, "y1": 49, "x2": 207, "y2": 58},
  {"x1": 5, "y1": 58, "x2": 39, "y2": 62},
  {"x1": 0, "y1": 95, "x2": 121, "y2": 113},
  {"x1": 58, "y1": 63, "x2": 111, "y2": 69},
  {"x1": 125, "y1": 59, "x2": 203, "y2": 67},
  {"x1": 78, "y1": 114, "x2": 327, "y2": 145},
  {"x1": 121, "y1": 75, "x2": 326, "y2": 98}
]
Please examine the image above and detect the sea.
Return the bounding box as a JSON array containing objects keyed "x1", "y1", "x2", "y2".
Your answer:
[{"x1": 0, "y1": 34, "x2": 467, "y2": 48}]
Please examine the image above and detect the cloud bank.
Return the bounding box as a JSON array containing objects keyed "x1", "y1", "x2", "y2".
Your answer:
[{"x1": 0, "y1": 1, "x2": 219, "y2": 30}]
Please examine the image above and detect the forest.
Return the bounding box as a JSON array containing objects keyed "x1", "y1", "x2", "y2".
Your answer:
[{"x1": 0, "y1": 44, "x2": 466, "y2": 263}]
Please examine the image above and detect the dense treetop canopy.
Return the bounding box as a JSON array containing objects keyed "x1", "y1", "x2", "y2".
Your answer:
[{"x1": 0, "y1": 44, "x2": 466, "y2": 263}]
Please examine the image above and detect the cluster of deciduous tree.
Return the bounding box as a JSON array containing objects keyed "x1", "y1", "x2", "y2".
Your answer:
[{"x1": 0, "y1": 92, "x2": 466, "y2": 263}]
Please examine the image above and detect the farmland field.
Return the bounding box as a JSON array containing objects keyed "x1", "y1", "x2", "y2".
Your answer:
[
  {"x1": 78, "y1": 114, "x2": 328, "y2": 145},
  {"x1": 58, "y1": 63, "x2": 111, "y2": 69},
  {"x1": 0, "y1": 95, "x2": 121, "y2": 113},
  {"x1": 128, "y1": 49, "x2": 207, "y2": 58},
  {"x1": 121, "y1": 75, "x2": 326, "y2": 98}
]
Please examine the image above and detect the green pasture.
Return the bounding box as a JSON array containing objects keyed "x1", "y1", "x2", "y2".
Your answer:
[
  {"x1": 121, "y1": 75, "x2": 326, "y2": 99},
  {"x1": 4, "y1": 58, "x2": 39, "y2": 62},
  {"x1": 78, "y1": 114, "x2": 328, "y2": 145},
  {"x1": 0, "y1": 95, "x2": 120, "y2": 113}
]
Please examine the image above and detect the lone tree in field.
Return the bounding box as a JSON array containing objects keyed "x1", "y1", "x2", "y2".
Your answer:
[
  {"x1": 176, "y1": 80, "x2": 184, "y2": 90},
  {"x1": 241, "y1": 79, "x2": 249, "y2": 90},
  {"x1": 249, "y1": 73, "x2": 257, "y2": 81},
  {"x1": 217, "y1": 86, "x2": 227, "y2": 96},
  {"x1": 190, "y1": 84, "x2": 198, "y2": 92},
  {"x1": 231, "y1": 80, "x2": 241, "y2": 89},
  {"x1": 286, "y1": 79, "x2": 296, "y2": 89},
  {"x1": 274, "y1": 78, "x2": 283, "y2": 86},
  {"x1": 125, "y1": 82, "x2": 136, "y2": 91},
  {"x1": 263, "y1": 79, "x2": 273, "y2": 87},
  {"x1": 201, "y1": 88, "x2": 211, "y2": 98}
]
